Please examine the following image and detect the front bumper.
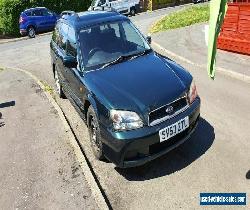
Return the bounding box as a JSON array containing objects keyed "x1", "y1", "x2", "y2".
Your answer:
[{"x1": 100, "y1": 97, "x2": 201, "y2": 168}]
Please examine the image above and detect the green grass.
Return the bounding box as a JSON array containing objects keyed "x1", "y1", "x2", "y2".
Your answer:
[
  {"x1": 0, "y1": 67, "x2": 4, "y2": 73},
  {"x1": 150, "y1": 5, "x2": 209, "y2": 33},
  {"x1": 40, "y1": 80, "x2": 54, "y2": 95}
]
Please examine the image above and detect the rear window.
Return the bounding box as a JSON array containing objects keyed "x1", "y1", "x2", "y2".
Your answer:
[{"x1": 24, "y1": 11, "x2": 32, "y2": 16}]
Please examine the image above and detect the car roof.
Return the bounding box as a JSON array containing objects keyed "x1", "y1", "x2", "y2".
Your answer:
[
  {"x1": 24, "y1": 7, "x2": 47, "y2": 12},
  {"x1": 61, "y1": 10, "x2": 129, "y2": 30}
]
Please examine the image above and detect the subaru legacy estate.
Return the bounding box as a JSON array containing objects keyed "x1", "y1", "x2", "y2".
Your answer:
[{"x1": 50, "y1": 11, "x2": 200, "y2": 168}]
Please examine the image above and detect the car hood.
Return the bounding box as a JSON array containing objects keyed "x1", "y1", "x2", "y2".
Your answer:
[{"x1": 85, "y1": 52, "x2": 192, "y2": 120}]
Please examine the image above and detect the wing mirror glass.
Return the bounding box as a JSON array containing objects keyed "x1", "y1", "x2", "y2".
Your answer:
[{"x1": 63, "y1": 56, "x2": 78, "y2": 68}]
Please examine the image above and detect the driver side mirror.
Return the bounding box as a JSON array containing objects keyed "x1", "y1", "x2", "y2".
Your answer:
[
  {"x1": 146, "y1": 36, "x2": 152, "y2": 44},
  {"x1": 63, "y1": 56, "x2": 78, "y2": 68}
]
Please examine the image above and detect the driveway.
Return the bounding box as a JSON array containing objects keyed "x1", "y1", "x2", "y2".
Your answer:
[{"x1": 0, "y1": 6, "x2": 249, "y2": 209}]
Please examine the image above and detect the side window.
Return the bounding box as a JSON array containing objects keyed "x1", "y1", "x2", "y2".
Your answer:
[
  {"x1": 41, "y1": 9, "x2": 52, "y2": 16},
  {"x1": 98, "y1": 0, "x2": 106, "y2": 6},
  {"x1": 67, "y1": 26, "x2": 77, "y2": 57},
  {"x1": 52, "y1": 23, "x2": 60, "y2": 44},
  {"x1": 58, "y1": 23, "x2": 69, "y2": 51},
  {"x1": 32, "y1": 9, "x2": 42, "y2": 16}
]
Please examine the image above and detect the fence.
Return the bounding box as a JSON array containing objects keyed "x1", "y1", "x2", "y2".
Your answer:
[{"x1": 217, "y1": 1, "x2": 250, "y2": 55}]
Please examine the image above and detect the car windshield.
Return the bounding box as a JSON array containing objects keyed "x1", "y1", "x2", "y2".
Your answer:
[
  {"x1": 79, "y1": 20, "x2": 151, "y2": 71},
  {"x1": 91, "y1": 0, "x2": 99, "y2": 7}
]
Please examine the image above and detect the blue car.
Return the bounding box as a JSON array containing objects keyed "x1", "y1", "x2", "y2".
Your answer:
[
  {"x1": 19, "y1": 7, "x2": 59, "y2": 38},
  {"x1": 50, "y1": 11, "x2": 200, "y2": 168}
]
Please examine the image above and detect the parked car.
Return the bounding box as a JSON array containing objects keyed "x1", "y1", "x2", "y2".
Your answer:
[
  {"x1": 50, "y1": 11, "x2": 200, "y2": 168},
  {"x1": 19, "y1": 7, "x2": 59, "y2": 38},
  {"x1": 89, "y1": 0, "x2": 140, "y2": 16}
]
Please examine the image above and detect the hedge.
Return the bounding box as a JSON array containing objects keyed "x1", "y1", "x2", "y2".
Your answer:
[{"x1": 0, "y1": 0, "x2": 91, "y2": 36}]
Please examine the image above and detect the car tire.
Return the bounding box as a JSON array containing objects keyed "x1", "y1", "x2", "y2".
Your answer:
[
  {"x1": 87, "y1": 106, "x2": 105, "y2": 160},
  {"x1": 27, "y1": 26, "x2": 36, "y2": 38},
  {"x1": 130, "y1": 7, "x2": 136, "y2": 16},
  {"x1": 54, "y1": 67, "x2": 66, "y2": 98}
]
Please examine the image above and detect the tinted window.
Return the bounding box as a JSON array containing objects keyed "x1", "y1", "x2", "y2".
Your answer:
[
  {"x1": 99, "y1": 0, "x2": 106, "y2": 5},
  {"x1": 32, "y1": 9, "x2": 42, "y2": 16},
  {"x1": 58, "y1": 23, "x2": 69, "y2": 51},
  {"x1": 79, "y1": 20, "x2": 150, "y2": 70},
  {"x1": 67, "y1": 26, "x2": 77, "y2": 57},
  {"x1": 52, "y1": 23, "x2": 61, "y2": 44},
  {"x1": 41, "y1": 9, "x2": 52, "y2": 16}
]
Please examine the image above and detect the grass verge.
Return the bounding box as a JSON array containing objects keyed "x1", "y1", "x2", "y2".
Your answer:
[{"x1": 150, "y1": 5, "x2": 209, "y2": 33}]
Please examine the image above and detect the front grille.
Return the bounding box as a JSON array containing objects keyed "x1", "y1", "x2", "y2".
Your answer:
[{"x1": 149, "y1": 97, "x2": 188, "y2": 126}]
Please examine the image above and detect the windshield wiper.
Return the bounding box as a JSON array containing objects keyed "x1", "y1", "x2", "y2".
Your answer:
[
  {"x1": 130, "y1": 48, "x2": 152, "y2": 60},
  {"x1": 101, "y1": 54, "x2": 134, "y2": 69},
  {"x1": 100, "y1": 49, "x2": 153, "y2": 69}
]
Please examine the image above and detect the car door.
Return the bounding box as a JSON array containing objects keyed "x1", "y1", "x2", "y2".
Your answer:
[
  {"x1": 41, "y1": 9, "x2": 57, "y2": 31},
  {"x1": 64, "y1": 26, "x2": 86, "y2": 111},
  {"x1": 32, "y1": 9, "x2": 46, "y2": 32},
  {"x1": 55, "y1": 22, "x2": 72, "y2": 96}
]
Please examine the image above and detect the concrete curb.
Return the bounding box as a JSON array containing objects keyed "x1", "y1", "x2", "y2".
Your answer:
[
  {"x1": 0, "y1": 32, "x2": 52, "y2": 44},
  {"x1": 1, "y1": 66, "x2": 109, "y2": 210},
  {"x1": 152, "y1": 41, "x2": 250, "y2": 84}
]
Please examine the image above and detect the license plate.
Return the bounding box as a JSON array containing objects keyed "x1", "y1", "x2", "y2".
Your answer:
[{"x1": 159, "y1": 117, "x2": 189, "y2": 142}]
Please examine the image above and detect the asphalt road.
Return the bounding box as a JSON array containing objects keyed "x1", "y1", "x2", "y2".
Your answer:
[{"x1": 0, "y1": 6, "x2": 249, "y2": 209}]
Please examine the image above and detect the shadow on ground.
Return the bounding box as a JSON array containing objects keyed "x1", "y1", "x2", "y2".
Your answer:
[
  {"x1": 0, "y1": 101, "x2": 15, "y2": 108},
  {"x1": 116, "y1": 117, "x2": 215, "y2": 181},
  {"x1": 0, "y1": 100, "x2": 15, "y2": 128}
]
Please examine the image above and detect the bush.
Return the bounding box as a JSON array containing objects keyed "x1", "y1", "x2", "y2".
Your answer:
[{"x1": 0, "y1": 0, "x2": 91, "y2": 36}]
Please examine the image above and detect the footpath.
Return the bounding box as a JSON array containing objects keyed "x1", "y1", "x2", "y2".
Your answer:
[{"x1": 0, "y1": 68, "x2": 98, "y2": 210}]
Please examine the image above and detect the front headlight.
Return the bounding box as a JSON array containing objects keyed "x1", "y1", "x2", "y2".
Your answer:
[
  {"x1": 188, "y1": 80, "x2": 198, "y2": 104},
  {"x1": 110, "y1": 110, "x2": 143, "y2": 131}
]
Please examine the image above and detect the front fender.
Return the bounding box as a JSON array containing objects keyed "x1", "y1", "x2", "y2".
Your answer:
[
  {"x1": 86, "y1": 93, "x2": 110, "y2": 128},
  {"x1": 87, "y1": 94, "x2": 98, "y2": 117}
]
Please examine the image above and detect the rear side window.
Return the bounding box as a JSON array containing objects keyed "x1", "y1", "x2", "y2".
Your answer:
[
  {"x1": 58, "y1": 23, "x2": 69, "y2": 51},
  {"x1": 41, "y1": 9, "x2": 52, "y2": 16},
  {"x1": 32, "y1": 9, "x2": 42, "y2": 16},
  {"x1": 53, "y1": 22, "x2": 77, "y2": 57},
  {"x1": 67, "y1": 26, "x2": 77, "y2": 57},
  {"x1": 52, "y1": 22, "x2": 61, "y2": 44}
]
